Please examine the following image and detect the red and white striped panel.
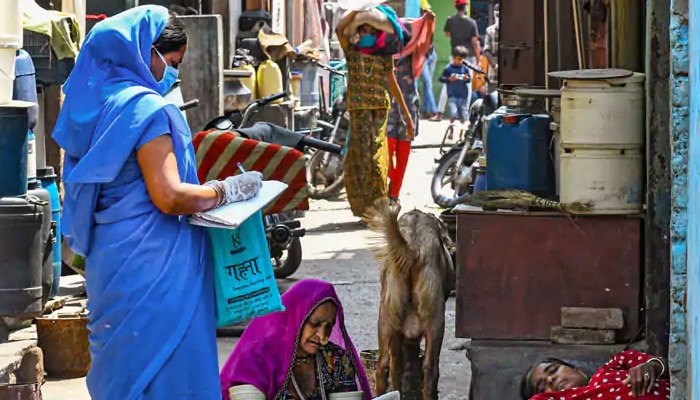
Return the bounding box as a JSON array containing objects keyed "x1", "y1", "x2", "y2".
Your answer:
[{"x1": 193, "y1": 129, "x2": 310, "y2": 214}]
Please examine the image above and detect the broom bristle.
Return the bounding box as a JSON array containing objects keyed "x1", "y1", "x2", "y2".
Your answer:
[{"x1": 563, "y1": 200, "x2": 594, "y2": 213}]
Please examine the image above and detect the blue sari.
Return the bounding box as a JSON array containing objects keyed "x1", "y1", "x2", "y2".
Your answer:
[{"x1": 52, "y1": 6, "x2": 219, "y2": 399}]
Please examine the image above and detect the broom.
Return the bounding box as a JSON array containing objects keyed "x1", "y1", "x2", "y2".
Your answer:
[{"x1": 462, "y1": 189, "x2": 593, "y2": 214}]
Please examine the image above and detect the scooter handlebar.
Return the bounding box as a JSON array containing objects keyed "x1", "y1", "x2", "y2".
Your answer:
[
  {"x1": 179, "y1": 99, "x2": 200, "y2": 111},
  {"x1": 462, "y1": 61, "x2": 490, "y2": 84},
  {"x1": 316, "y1": 62, "x2": 346, "y2": 77},
  {"x1": 300, "y1": 136, "x2": 343, "y2": 154},
  {"x1": 257, "y1": 92, "x2": 288, "y2": 106}
]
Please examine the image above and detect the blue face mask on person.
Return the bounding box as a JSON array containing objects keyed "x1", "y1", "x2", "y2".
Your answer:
[
  {"x1": 154, "y1": 48, "x2": 179, "y2": 96},
  {"x1": 357, "y1": 33, "x2": 377, "y2": 48}
]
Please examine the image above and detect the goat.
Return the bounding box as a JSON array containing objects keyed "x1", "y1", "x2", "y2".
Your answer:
[{"x1": 364, "y1": 198, "x2": 455, "y2": 400}]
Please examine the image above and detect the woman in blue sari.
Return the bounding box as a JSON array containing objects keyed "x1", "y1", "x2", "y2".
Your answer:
[{"x1": 53, "y1": 6, "x2": 262, "y2": 399}]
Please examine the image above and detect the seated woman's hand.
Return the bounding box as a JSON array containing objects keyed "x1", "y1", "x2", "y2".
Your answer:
[
  {"x1": 623, "y1": 362, "x2": 657, "y2": 397},
  {"x1": 222, "y1": 171, "x2": 263, "y2": 203}
]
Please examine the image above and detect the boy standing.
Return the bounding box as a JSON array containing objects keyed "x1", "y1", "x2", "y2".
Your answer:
[
  {"x1": 439, "y1": 46, "x2": 471, "y2": 130},
  {"x1": 430, "y1": 0, "x2": 480, "y2": 121}
]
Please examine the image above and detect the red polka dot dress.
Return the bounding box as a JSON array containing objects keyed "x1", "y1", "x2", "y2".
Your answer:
[{"x1": 532, "y1": 350, "x2": 670, "y2": 400}]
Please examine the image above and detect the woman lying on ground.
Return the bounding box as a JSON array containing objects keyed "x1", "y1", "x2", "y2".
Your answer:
[
  {"x1": 220, "y1": 279, "x2": 373, "y2": 400},
  {"x1": 520, "y1": 349, "x2": 670, "y2": 399}
]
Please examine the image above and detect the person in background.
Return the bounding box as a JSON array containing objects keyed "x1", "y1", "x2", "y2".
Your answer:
[
  {"x1": 419, "y1": 6, "x2": 438, "y2": 119},
  {"x1": 439, "y1": 46, "x2": 471, "y2": 134},
  {"x1": 52, "y1": 6, "x2": 262, "y2": 399},
  {"x1": 484, "y1": 3, "x2": 499, "y2": 92},
  {"x1": 386, "y1": 51, "x2": 420, "y2": 205},
  {"x1": 335, "y1": 9, "x2": 414, "y2": 220},
  {"x1": 431, "y1": 0, "x2": 480, "y2": 121},
  {"x1": 471, "y1": 36, "x2": 490, "y2": 103},
  {"x1": 386, "y1": 10, "x2": 435, "y2": 206},
  {"x1": 520, "y1": 350, "x2": 669, "y2": 400}
]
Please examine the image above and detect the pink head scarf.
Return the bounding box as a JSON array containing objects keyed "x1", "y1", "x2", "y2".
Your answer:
[{"x1": 219, "y1": 279, "x2": 372, "y2": 400}]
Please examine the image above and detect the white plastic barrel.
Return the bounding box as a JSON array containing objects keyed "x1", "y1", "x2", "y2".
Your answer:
[
  {"x1": 228, "y1": 385, "x2": 266, "y2": 400},
  {"x1": 0, "y1": 0, "x2": 23, "y2": 48},
  {"x1": 559, "y1": 73, "x2": 645, "y2": 149},
  {"x1": 558, "y1": 149, "x2": 643, "y2": 214},
  {"x1": 0, "y1": 48, "x2": 17, "y2": 104}
]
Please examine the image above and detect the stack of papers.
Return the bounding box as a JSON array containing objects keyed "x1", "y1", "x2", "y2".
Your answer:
[{"x1": 189, "y1": 180, "x2": 288, "y2": 229}]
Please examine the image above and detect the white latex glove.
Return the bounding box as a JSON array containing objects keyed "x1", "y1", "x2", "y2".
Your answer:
[{"x1": 222, "y1": 171, "x2": 263, "y2": 204}]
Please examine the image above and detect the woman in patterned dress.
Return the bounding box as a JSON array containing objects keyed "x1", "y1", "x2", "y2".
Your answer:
[
  {"x1": 335, "y1": 10, "x2": 415, "y2": 218},
  {"x1": 220, "y1": 279, "x2": 372, "y2": 400},
  {"x1": 520, "y1": 350, "x2": 670, "y2": 400}
]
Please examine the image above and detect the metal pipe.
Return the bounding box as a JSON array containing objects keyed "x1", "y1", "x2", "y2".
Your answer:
[
  {"x1": 555, "y1": 0, "x2": 562, "y2": 72},
  {"x1": 544, "y1": 0, "x2": 550, "y2": 90}
]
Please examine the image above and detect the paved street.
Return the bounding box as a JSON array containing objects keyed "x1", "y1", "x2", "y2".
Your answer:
[{"x1": 41, "y1": 119, "x2": 472, "y2": 399}]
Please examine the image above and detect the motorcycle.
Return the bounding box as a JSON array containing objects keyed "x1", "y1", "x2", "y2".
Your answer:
[
  {"x1": 431, "y1": 63, "x2": 498, "y2": 208},
  {"x1": 300, "y1": 59, "x2": 349, "y2": 200},
  {"x1": 199, "y1": 92, "x2": 342, "y2": 279}
]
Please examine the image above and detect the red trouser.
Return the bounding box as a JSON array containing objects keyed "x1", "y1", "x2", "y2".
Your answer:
[{"x1": 387, "y1": 137, "x2": 411, "y2": 199}]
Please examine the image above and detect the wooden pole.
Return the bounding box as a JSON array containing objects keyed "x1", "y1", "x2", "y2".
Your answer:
[{"x1": 571, "y1": 0, "x2": 583, "y2": 69}]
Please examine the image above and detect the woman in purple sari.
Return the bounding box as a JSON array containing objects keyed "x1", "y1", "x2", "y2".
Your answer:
[{"x1": 220, "y1": 279, "x2": 373, "y2": 400}]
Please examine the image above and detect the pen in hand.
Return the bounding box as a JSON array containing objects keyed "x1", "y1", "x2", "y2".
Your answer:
[{"x1": 237, "y1": 162, "x2": 246, "y2": 174}]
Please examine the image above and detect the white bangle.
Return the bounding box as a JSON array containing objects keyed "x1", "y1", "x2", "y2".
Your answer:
[{"x1": 646, "y1": 357, "x2": 666, "y2": 376}]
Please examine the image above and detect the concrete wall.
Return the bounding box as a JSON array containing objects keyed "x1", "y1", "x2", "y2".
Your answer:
[
  {"x1": 669, "y1": 0, "x2": 689, "y2": 397},
  {"x1": 688, "y1": 0, "x2": 700, "y2": 397}
]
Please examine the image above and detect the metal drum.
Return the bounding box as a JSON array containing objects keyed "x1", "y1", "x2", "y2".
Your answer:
[
  {"x1": 27, "y1": 180, "x2": 53, "y2": 305},
  {"x1": 0, "y1": 195, "x2": 44, "y2": 318}
]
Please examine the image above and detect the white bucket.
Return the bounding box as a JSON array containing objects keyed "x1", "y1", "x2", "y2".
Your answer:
[
  {"x1": 0, "y1": 48, "x2": 17, "y2": 104},
  {"x1": 329, "y1": 391, "x2": 365, "y2": 400},
  {"x1": 0, "y1": 0, "x2": 23, "y2": 48},
  {"x1": 560, "y1": 73, "x2": 645, "y2": 149},
  {"x1": 228, "y1": 384, "x2": 266, "y2": 400},
  {"x1": 559, "y1": 148, "x2": 643, "y2": 214}
]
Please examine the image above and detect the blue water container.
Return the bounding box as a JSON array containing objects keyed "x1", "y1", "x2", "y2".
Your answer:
[
  {"x1": 299, "y1": 62, "x2": 319, "y2": 107},
  {"x1": 473, "y1": 167, "x2": 487, "y2": 193},
  {"x1": 486, "y1": 113, "x2": 555, "y2": 197},
  {"x1": 0, "y1": 103, "x2": 32, "y2": 197},
  {"x1": 13, "y1": 49, "x2": 39, "y2": 130},
  {"x1": 38, "y1": 167, "x2": 61, "y2": 297}
]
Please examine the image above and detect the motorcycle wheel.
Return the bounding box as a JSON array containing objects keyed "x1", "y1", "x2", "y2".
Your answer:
[
  {"x1": 431, "y1": 148, "x2": 480, "y2": 208},
  {"x1": 306, "y1": 150, "x2": 346, "y2": 199},
  {"x1": 273, "y1": 236, "x2": 302, "y2": 279}
]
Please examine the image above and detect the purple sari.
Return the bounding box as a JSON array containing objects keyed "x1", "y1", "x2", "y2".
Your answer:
[{"x1": 220, "y1": 279, "x2": 372, "y2": 400}]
